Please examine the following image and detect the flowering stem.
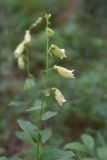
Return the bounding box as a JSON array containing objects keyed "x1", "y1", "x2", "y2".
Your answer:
[
  {"x1": 36, "y1": 14, "x2": 49, "y2": 160},
  {"x1": 46, "y1": 16, "x2": 49, "y2": 87}
]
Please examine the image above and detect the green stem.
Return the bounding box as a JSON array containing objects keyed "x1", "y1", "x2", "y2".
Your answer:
[
  {"x1": 40, "y1": 94, "x2": 45, "y2": 128},
  {"x1": 36, "y1": 94, "x2": 45, "y2": 160},
  {"x1": 46, "y1": 17, "x2": 49, "y2": 88},
  {"x1": 36, "y1": 141, "x2": 40, "y2": 160},
  {"x1": 36, "y1": 15, "x2": 49, "y2": 160}
]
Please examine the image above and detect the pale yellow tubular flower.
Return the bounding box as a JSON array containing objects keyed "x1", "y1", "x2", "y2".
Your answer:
[
  {"x1": 52, "y1": 88, "x2": 66, "y2": 106},
  {"x1": 24, "y1": 30, "x2": 31, "y2": 44},
  {"x1": 50, "y1": 45, "x2": 67, "y2": 59},
  {"x1": 54, "y1": 65, "x2": 75, "y2": 78},
  {"x1": 14, "y1": 41, "x2": 25, "y2": 58},
  {"x1": 46, "y1": 27, "x2": 54, "y2": 37},
  {"x1": 18, "y1": 56, "x2": 25, "y2": 70}
]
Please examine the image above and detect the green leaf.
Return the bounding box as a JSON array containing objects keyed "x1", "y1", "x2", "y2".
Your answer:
[
  {"x1": 42, "y1": 111, "x2": 57, "y2": 121},
  {"x1": 40, "y1": 148, "x2": 75, "y2": 160},
  {"x1": 64, "y1": 142, "x2": 87, "y2": 152},
  {"x1": 17, "y1": 119, "x2": 38, "y2": 133},
  {"x1": 81, "y1": 134, "x2": 95, "y2": 150},
  {"x1": 41, "y1": 128, "x2": 52, "y2": 143},
  {"x1": 16, "y1": 131, "x2": 33, "y2": 144},
  {"x1": 0, "y1": 157, "x2": 8, "y2": 160},
  {"x1": 26, "y1": 106, "x2": 42, "y2": 112},
  {"x1": 24, "y1": 78, "x2": 36, "y2": 91},
  {"x1": 17, "y1": 119, "x2": 39, "y2": 143},
  {"x1": 97, "y1": 147, "x2": 107, "y2": 160},
  {"x1": 27, "y1": 100, "x2": 46, "y2": 112},
  {"x1": 9, "y1": 101, "x2": 25, "y2": 107}
]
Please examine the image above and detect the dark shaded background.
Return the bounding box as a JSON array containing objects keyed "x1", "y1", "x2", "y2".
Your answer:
[{"x1": 0, "y1": 0, "x2": 107, "y2": 158}]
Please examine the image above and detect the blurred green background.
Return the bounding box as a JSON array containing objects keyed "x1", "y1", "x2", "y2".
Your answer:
[{"x1": 0, "y1": 0, "x2": 107, "y2": 158}]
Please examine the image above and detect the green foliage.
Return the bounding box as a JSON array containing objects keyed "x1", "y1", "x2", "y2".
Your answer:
[
  {"x1": 40, "y1": 148, "x2": 75, "y2": 160},
  {"x1": 64, "y1": 133, "x2": 107, "y2": 160},
  {"x1": 81, "y1": 134, "x2": 95, "y2": 151},
  {"x1": 0, "y1": 158, "x2": 7, "y2": 160},
  {"x1": 41, "y1": 128, "x2": 52, "y2": 143},
  {"x1": 64, "y1": 142, "x2": 87, "y2": 153},
  {"x1": 17, "y1": 119, "x2": 39, "y2": 143},
  {"x1": 97, "y1": 147, "x2": 107, "y2": 160}
]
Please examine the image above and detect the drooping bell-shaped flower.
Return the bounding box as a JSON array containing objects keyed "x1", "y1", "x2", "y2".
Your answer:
[
  {"x1": 14, "y1": 41, "x2": 25, "y2": 58},
  {"x1": 24, "y1": 30, "x2": 31, "y2": 44},
  {"x1": 50, "y1": 45, "x2": 67, "y2": 59},
  {"x1": 52, "y1": 88, "x2": 66, "y2": 106},
  {"x1": 18, "y1": 56, "x2": 25, "y2": 70},
  {"x1": 46, "y1": 27, "x2": 54, "y2": 37},
  {"x1": 54, "y1": 65, "x2": 75, "y2": 78}
]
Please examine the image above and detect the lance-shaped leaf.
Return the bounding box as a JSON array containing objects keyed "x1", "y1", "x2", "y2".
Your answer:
[
  {"x1": 41, "y1": 128, "x2": 52, "y2": 143},
  {"x1": 42, "y1": 111, "x2": 57, "y2": 121},
  {"x1": 40, "y1": 148, "x2": 75, "y2": 160},
  {"x1": 64, "y1": 142, "x2": 87, "y2": 153},
  {"x1": 81, "y1": 134, "x2": 95, "y2": 151},
  {"x1": 17, "y1": 119, "x2": 39, "y2": 143}
]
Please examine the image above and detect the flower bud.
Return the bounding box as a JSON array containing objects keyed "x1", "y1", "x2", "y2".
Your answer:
[
  {"x1": 18, "y1": 56, "x2": 25, "y2": 69},
  {"x1": 48, "y1": 14, "x2": 51, "y2": 19},
  {"x1": 54, "y1": 65, "x2": 75, "y2": 78},
  {"x1": 52, "y1": 88, "x2": 66, "y2": 106},
  {"x1": 14, "y1": 41, "x2": 25, "y2": 58},
  {"x1": 24, "y1": 30, "x2": 31, "y2": 44},
  {"x1": 46, "y1": 27, "x2": 54, "y2": 37},
  {"x1": 33, "y1": 17, "x2": 43, "y2": 27},
  {"x1": 45, "y1": 14, "x2": 51, "y2": 20},
  {"x1": 50, "y1": 45, "x2": 67, "y2": 59}
]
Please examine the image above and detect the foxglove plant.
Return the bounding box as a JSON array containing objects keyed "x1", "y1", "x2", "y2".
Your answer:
[{"x1": 13, "y1": 14, "x2": 75, "y2": 160}]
